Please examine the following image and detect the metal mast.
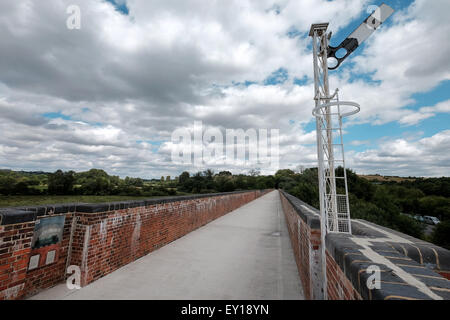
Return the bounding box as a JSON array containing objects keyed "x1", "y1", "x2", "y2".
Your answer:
[
  {"x1": 309, "y1": 3, "x2": 394, "y2": 300},
  {"x1": 310, "y1": 2, "x2": 395, "y2": 234},
  {"x1": 310, "y1": 23, "x2": 358, "y2": 235}
]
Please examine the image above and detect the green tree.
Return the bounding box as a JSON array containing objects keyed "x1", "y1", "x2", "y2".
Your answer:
[
  {"x1": 75, "y1": 169, "x2": 111, "y2": 195},
  {"x1": 235, "y1": 175, "x2": 247, "y2": 190},
  {"x1": 179, "y1": 172, "x2": 190, "y2": 184},
  {"x1": 192, "y1": 172, "x2": 204, "y2": 193},
  {"x1": 432, "y1": 220, "x2": 450, "y2": 250},
  {"x1": 178, "y1": 171, "x2": 193, "y2": 192},
  {"x1": 48, "y1": 170, "x2": 75, "y2": 195},
  {"x1": 275, "y1": 169, "x2": 295, "y2": 177},
  {"x1": 13, "y1": 181, "x2": 31, "y2": 195},
  {"x1": 0, "y1": 175, "x2": 16, "y2": 195},
  {"x1": 215, "y1": 175, "x2": 235, "y2": 192}
]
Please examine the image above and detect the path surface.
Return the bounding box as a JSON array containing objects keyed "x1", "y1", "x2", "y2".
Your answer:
[{"x1": 30, "y1": 190, "x2": 304, "y2": 300}]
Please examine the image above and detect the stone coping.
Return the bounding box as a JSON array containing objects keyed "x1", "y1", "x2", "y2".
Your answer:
[
  {"x1": 280, "y1": 191, "x2": 450, "y2": 300},
  {"x1": 280, "y1": 190, "x2": 321, "y2": 229},
  {"x1": 0, "y1": 189, "x2": 270, "y2": 226},
  {"x1": 326, "y1": 220, "x2": 450, "y2": 300},
  {"x1": 351, "y1": 219, "x2": 450, "y2": 273}
]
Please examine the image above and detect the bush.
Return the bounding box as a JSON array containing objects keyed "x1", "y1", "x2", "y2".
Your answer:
[
  {"x1": 432, "y1": 220, "x2": 450, "y2": 250},
  {"x1": 48, "y1": 170, "x2": 75, "y2": 195},
  {"x1": 392, "y1": 214, "x2": 424, "y2": 239}
]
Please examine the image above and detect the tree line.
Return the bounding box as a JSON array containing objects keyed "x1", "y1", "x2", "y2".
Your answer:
[
  {"x1": 277, "y1": 168, "x2": 450, "y2": 250},
  {"x1": 0, "y1": 169, "x2": 176, "y2": 197},
  {"x1": 1, "y1": 167, "x2": 449, "y2": 249}
]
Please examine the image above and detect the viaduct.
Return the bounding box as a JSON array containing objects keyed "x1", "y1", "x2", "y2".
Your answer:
[{"x1": 0, "y1": 190, "x2": 449, "y2": 300}]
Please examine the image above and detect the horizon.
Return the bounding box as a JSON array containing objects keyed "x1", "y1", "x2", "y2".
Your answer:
[
  {"x1": 1, "y1": 166, "x2": 447, "y2": 181},
  {"x1": 0, "y1": 0, "x2": 449, "y2": 178}
]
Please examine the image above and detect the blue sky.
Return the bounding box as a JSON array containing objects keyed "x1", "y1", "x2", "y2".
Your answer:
[
  {"x1": 105, "y1": 0, "x2": 129, "y2": 15},
  {"x1": 344, "y1": 80, "x2": 450, "y2": 150},
  {"x1": 299, "y1": 0, "x2": 449, "y2": 167},
  {"x1": 0, "y1": 0, "x2": 448, "y2": 178},
  {"x1": 217, "y1": 0, "x2": 448, "y2": 156}
]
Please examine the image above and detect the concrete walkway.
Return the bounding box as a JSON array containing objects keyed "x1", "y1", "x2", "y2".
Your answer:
[{"x1": 30, "y1": 190, "x2": 304, "y2": 300}]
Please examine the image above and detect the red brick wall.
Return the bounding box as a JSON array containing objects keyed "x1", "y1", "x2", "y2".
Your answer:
[
  {"x1": 438, "y1": 271, "x2": 450, "y2": 280},
  {"x1": 280, "y1": 191, "x2": 362, "y2": 300},
  {"x1": 0, "y1": 222, "x2": 34, "y2": 300},
  {"x1": 280, "y1": 192, "x2": 322, "y2": 300},
  {"x1": 0, "y1": 190, "x2": 269, "y2": 299},
  {"x1": 326, "y1": 250, "x2": 362, "y2": 300},
  {"x1": 76, "y1": 191, "x2": 268, "y2": 286},
  {"x1": 23, "y1": 214, "x2": 75, "y2": 298},
  {"x1": 281, "y1": 191, "x2": 450, "y2": 300}
]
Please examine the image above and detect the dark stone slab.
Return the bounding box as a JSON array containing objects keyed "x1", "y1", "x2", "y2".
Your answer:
[
  {"x1": 280, "y1": 190, "x2": 321, "y2": 229},
  {"x1": 75, "y1": 203, "x2": 111, "y2": 213},
  {"x1": 278, "y1": 192, "x2": 450, "y2": 300},
  {"x1": 0, "y1": 189, "x2": 270, "y2": 224},
  {"x1": 371, "y1": 282, "x2": 433, "y2": 300},
  {"x1": 326, "y1": 231, "x2": 450, "y2": 300},
  {"x1": 73, "y1": 190, "x2": 267, "y2": 213},
  {"x1": 431, "y1": 288, "x2": 450, "y2": 300},
  {"x1": 352, "y1": 219, "x2": 450, "y2": 275},
  {"x1": 35, "y1": 206, "x2": 47, "y2": 217},
  {"x1": 0, "y1": 209, "x2": 36, "y2": 225}
]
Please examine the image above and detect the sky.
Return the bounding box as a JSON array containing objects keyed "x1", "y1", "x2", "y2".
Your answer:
[{"x1": 0, "y1": 0, "x2": 449, "y2": 178}]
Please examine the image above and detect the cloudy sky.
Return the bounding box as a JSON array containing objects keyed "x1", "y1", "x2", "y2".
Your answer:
[{"x1": 0, "y1": 0, "x2": 449, "y2": 178}]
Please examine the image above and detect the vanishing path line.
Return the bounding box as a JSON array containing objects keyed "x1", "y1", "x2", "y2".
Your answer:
[{"x1": 30, "y1": 190, "x2": 304, "y2": 300}]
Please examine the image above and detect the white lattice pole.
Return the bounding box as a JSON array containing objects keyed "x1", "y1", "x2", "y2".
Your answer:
[{"x1": 308, "y1": 3, "x2": 394, "y2": 299}]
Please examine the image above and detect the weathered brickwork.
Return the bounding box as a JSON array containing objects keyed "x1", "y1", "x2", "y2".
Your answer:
[
  {"x1": 75, "y1": 191, "x2": 269, "y2": 286},
  {"x1": 279, "y1": 191, "x2": 323, "y2": 300},
  {"x1": 0, "y1": 190, "x2": 269, "y2": 299},
  {"x1": 280, "y1": 191, "x2": 450, "y2": 300},
  {"x1": 0, "y1": 222, "x2": 34, "y2": 300},
  {"x1": 23, "y1": 214, "x2": 75, "y2": 298},
  {"x1": 326, "y1": 250, "x2": 362, "y2": 300}
]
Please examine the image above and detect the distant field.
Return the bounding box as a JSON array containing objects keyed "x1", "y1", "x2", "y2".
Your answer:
[
  {"x1": 359, "y1": 175, "x2": 416, "y2": 183},
  {"x1": 0, "y1": 195, "x2": 165, "y2": 208}
]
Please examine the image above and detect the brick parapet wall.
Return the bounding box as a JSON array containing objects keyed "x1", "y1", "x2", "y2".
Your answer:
[
  {"x1": 351, "y1": 219, "x2": 450, "y2": 280},
  {"x1": 76, "y1": 191, "x2": 269, "y2": 286},
  {"x1": 280, "y1": 190, "x2": 450, "y2": 300},
  {"x1": 325, "y1": 250, "x2": 362, "y2": 300},
  {"x1": 326, "y1": 232, "x2": 450, "y2": 300},
  {"x1": 0, "y1": 190, "x2": 270, "y2": 299},
  {"x1": 0, "y1": 221, "x2": 34, "y2": 300},
  {"x1": 279, "y1": 190, "x2": 323, "y2": 300},
  {"x1": 23, "y1": 214, "x2": 75, "y2": 298}
]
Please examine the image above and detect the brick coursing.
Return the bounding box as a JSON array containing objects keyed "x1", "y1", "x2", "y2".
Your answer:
[
  {"x1": 280, "y1": 191, "x2": 450, "y2": 300},
  {"x1": 280, "y1": 191, "x2": 323, "y2": 300},
  {"x1": 23, "y1": 214, "x2": 75, "y2": 298},
  {"x1": 326, "y1": 250, "x2": 362, "y2": 300},
  {"x1": 77, "y1": 191, "x2": 269, "y2": 286},
  {"x1": 280, "y1": 190, "x2": 361, "y2": 300},
  {"x1": 0, "y1": 222, "x2": 34, "y2": 300},
  {"x1": 0, "y1": 190, "x2": 270, "y2": 300}
]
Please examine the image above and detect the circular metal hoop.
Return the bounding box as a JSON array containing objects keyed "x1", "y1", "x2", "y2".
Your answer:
[{"x1": 313, "y1": 101, "x2": 360, "y2": 118}]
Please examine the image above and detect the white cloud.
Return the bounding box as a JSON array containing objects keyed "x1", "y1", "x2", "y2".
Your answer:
[
  {"x1": 348, "y1": 130, "x2": 450, "y2": 177},
  {"x1": 0, "y1": 0, "x2": 448, "y2": 178},
  {"x1": 399, "y1": 100, "x2": 450, "y2": 125},
  {"x1": 421, "y1": 100, "x2": 450, "y2": 114},
  {"x1": 344, "y1": 0, "x2": 450, "y2": 125}
]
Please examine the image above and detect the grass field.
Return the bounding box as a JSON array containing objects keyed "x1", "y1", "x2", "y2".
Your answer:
[{"x1": 0, "y1": 195, "x2": 165, "y2": 208}]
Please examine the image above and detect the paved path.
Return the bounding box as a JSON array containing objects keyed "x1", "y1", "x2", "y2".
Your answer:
[{"x1": 30, "y1": 191, "x2": 304, "y2": 300}]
